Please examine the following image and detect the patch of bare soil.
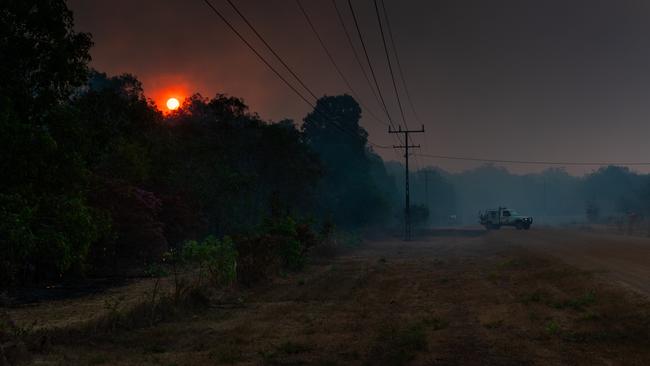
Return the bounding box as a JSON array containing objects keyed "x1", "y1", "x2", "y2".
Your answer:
[
  {"x1": 7, "y1": 229, "x2": 650, "y2": 365},
  {"x1": 494, "y1": 228, "x2": 650, "y2": 296}
]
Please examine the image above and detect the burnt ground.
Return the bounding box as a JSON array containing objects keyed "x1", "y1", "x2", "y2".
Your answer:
[{"x1": 8, "y1": 228, "x2": 650, "y2": 365}]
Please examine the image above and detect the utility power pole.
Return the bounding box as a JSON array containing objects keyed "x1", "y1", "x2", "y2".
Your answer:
[{"x1": 389, "y1": 125, "x2": 425, "y2": 241}]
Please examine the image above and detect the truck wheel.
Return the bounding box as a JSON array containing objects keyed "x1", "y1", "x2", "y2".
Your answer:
[{"x1": 515, "y1": 222, "x2": 523, "y2": 230}]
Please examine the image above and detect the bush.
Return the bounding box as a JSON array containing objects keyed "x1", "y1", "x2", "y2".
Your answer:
[
  {"x1": 235, "y1": 216, "x2": 321, "y2": 285},
  {"x1": 88, "y1": 179, "x2": 168, "y2": 275},
  {"x1": 262, "y1": 216, "x2": 318, "y2": 272},
  {"x1": 235, "y1": 234, "x2": 282, "y2": 286},
  {"x1": 181, "y1": 236, "x2": 237, "y2": 287},
  {"x1": 0, "y1": 192, "x2": 110, "y2": 287}
]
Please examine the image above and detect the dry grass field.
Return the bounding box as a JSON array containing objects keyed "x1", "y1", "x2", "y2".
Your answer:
[{"x1": 4, "y1": 228, "x2": 650, "y2": 365}]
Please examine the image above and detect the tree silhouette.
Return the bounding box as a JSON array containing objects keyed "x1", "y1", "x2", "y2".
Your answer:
[{"x1": 303, "y1": 95, "x2": 392, "y2": 227}]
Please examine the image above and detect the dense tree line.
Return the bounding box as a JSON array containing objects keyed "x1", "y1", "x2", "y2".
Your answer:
[
  {"x1": 0, "y1": 1, "x2": 398, "y2": 288},
  {"x1": 404, "y1": 164, "x2": 650, "y2": 225}
]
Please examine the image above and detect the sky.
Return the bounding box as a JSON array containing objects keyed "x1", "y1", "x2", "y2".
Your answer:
[{"x1": 67, "y1": 0, "x2": 650, "y2": 175}]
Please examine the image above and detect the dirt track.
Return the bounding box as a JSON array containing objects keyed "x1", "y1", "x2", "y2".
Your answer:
[
  {"x1": 15, "y1": 229, "x2": 650, "y2": 365},
  {"x1": 494, "y1": 228, "x2": 650, "y2": 297}
]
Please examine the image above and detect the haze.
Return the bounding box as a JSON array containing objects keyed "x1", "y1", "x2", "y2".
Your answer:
[{"x1": 67, "y1": 0, "x2": 650, "y2": 175}]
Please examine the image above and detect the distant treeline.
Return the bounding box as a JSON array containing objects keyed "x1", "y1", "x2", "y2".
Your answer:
[
  {"x1": 388, "y1": 164, "x2": 650, "y2": 225},
  {"x1": 1, "y1": 1, "x2": 398, "y2": 287}
]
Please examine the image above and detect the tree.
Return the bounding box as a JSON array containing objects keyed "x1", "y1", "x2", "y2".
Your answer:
[
  {"x1": 75, "y1": 71, "x2": 163, "y2": 183},
  {"x1": 581, "y1": 166, "x2": 643, "y2": 215},
  {"x1": 0, "y1": 0, "x2": 92, "y2": 122},
  {"x1": 302, "y1": 95, "x2": 393, "y2": 227},
  {"x1": 0, "y1": 0, "x2": 104, "y2": 286},
  {"x1": 163, "y1": 94, "x2": 322, "y2": 235}
]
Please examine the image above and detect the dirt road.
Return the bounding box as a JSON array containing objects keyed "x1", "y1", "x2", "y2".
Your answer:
[
  {"x1": 494, "y1": 228, "x2": 650, "y2": 297},
  {"x1": 17, "y1": 229, "x2": 650, "y2": 365}
]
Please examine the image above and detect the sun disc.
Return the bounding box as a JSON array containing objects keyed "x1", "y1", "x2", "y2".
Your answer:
[{"x1": 166, "y1": 97, "x2": 180, "y2": 111}]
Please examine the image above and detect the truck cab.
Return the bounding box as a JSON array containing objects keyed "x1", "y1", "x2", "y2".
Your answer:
[{"x1": 479, "y1": 207, "x2": 533, "y2": 230}]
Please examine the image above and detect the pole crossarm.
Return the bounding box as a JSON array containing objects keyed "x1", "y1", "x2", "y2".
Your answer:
[
  {"x1": 388, "y1": 125, "x2": 425, "y2": 134},
  {"x1": 393, "y1": 145, "x2": 420, "y2": 149}
]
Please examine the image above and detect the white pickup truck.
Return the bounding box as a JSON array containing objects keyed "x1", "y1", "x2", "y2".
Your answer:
[{"x1": 479, "y1": 207, "x2": 533, "y2": 230}]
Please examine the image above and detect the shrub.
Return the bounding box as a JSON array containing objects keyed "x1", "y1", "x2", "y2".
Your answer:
[
  {"x1": 181, "y1": 236, "x2": 238, "y2": 287},
  {"x1": 261, "y1": 216, "x2": 316, "y2": 272},
  {"x1": 0, "y1": 192, "x2": 110, "y2": 286},
  {"x1": 278, "y1": 237, "x2": 304, "y2": 272},
  {"x1": 235, "y1": 234, "x2": 282, "y2": 286},
  {"x1": 88, "y1": 178, "x2": 167, "y2": 275}
]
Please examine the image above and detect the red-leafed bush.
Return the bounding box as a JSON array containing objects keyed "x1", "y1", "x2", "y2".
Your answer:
[
  {"x1": 88, "y1": 178, "x2": 168, "y2": 275},
  {"x1": 158, "y1": 194, "x2": 207, "y2": 249}
]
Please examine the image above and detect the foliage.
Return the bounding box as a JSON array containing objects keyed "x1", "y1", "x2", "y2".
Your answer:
[
  {"x1": 1, "y1": 0, "x2": 399, "y2": 289},
  {"x1": 235, "y1": 216, "x2": 321, "y2": 285},
  {"x1": 88, "y1": 179, "x2": 168, "y2": 274},
  {"x1": 581, "y1": 166, "x2": 644, "y2": 215},
  {"x1": 0, "y1": 0, "x2": 100, "y2": 287},
  {"x1": 0, "y1": 0, "x2": 92, "y2": 122},
  {"x1": 302, "y1": 95, "x2": 394, "y2": 228},
  {"x1": 235, "y1": 234, "x2": 282, "y2": 286},
  {"x1": 182, "y1": 236, "x2": 238, "y2": 287},
  {"x1": 262, "y1": 216, "x2": 320, "y2": 271}
]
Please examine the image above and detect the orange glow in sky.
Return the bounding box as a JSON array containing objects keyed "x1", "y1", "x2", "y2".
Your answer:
[{"x1": 145, "y1": 75, "x2": 191, "y2": 113}]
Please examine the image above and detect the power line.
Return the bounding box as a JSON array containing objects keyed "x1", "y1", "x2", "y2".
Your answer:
[
  {"x1": 346, "y1": 0, "x2": 399, "y2": 133},
  {"x1": 373, "y1": 0, "x2": 408, "y2": 130},
  {"x1": 379, "y1": 0, "x2": 421, "y2": 124},
  {"x1": 330, "y1": 0, "x2": 403, "y2": 156},
  {"x1": 416, "y1": 153, "x2": 650, "y2": 166},
  {"x1": 222, "y1": 0, "x2": 317, "y2": 100},
  {"x1": 372, "y1": 0, "x2": 421, "y2": 171},
  {"x1": 297, "y1": 0, "x2": 401, "y2": 157},
  {"x1": 200, "y1": 0, "x2": 390, "y2": 149},
  {"x1": 331, "y1": 0, "x2": 384, "y2": 121},
  {"x1": 200, "y1": 0, "x2": 314, "y2": 116},
  {"x1": 295, "y1": 0, "x2": 388, "y2": 129}
]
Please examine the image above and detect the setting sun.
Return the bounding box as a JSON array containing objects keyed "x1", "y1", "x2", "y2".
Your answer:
[{"x1": 166, "y1": 97, "x2": 180, "y2": 111}]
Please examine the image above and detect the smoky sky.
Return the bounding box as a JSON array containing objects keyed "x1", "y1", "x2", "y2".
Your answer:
[{"x1": 67, "y1": 0, "x2": 650, "y2": 175}]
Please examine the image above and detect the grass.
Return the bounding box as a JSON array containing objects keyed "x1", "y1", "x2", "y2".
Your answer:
[
  {"x1": 367, "y1": 322, "x2": 428, "y2": 365},
  {"x1": 209, "y1": 341, "x2": 244, "y2": 364},
  {"x1": 277, "y1": 341, "x2": 312, "y2": 355},
  {"x1": 520, "y1": 290, "x2": 550, "y2": 305},
  {"x1": 486, "y1": 270, "x2": 500, "y2": 283},
  {"x1": 421, "y1": 316, "x2": 449, "y2": 331},
  {"x1": 258, "y1": 341, "x2": 313, "y2": 365},
  {"x1": 87, "y1": 354, "x2": 110, "y2": 365},
  {"x1": 546, "y1": 320, "x2": 561, "y2": 335},
  {"x1": 497, "y1": 258, "x2": 526, "y2": 270},
  {"x1": 521, "y1": 289, "x2": 596, "y2": 312},
  {"x1": 483, "y1": 319, "x2": 504, "y2": 329},
  {"x1": 553, "y1": 290, "x2": 596, "y2": 311}
]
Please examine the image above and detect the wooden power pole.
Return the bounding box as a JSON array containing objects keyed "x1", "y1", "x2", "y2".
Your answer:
[{"x1": 389, "y1": 125, "x2": 425, "y2": 241}]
